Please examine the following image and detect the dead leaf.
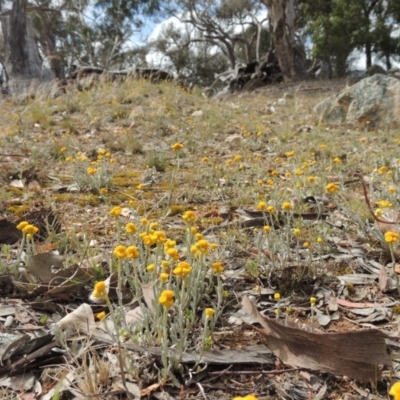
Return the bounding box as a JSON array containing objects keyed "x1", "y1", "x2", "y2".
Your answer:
[
  {"x1": 56, "y1": 303, "x2": 95, "y2": 336},
  {"x1": 242, "y1": 295, "x2": 392, "y2": 381}
]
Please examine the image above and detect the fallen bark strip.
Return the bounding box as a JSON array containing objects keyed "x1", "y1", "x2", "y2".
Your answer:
[{"x1": 242, "y1": 296, "x2": 392, "y2": 382}]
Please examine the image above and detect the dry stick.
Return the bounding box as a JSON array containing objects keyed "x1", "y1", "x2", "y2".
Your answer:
[
  {"x1": 207, "y1": 367, "x2": 298, "y2": 377},
  {"x1": 354, "y1": 172, "x2": 398, "y2": 225}
]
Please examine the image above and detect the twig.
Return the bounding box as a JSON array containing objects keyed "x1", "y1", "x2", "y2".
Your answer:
[
  {"x1": 208, "y1": 367, "x2": 298, "y2": 377},
  {"x1": 354, "y1": 172, "x2": 398, "y2": 225}
]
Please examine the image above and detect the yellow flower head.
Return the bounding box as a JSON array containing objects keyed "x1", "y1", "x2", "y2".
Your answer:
[
  {"x1": 152, "y1": 230, "x2": 167, "y2": 245},
  {"x1": 325, "y1": 183, "x2": 339, "y2": 193},
  {"x1": 173, "y1": 261, "x2": 192, "y2": 279},
  {"x1": 263, "y1": 225, "x2": 271, "y2": 234},
  {"x1": 125, "y1": 223, "x2": 138, "y2": 234},
  {"x1": 195, "y1": 239, "x2": 209, "y2": 254},
  {"x1": 16, "y1": 221, "x2": 29, "y2": 230},
  {"x1": 140, "y1": 233, "x2": 155, "y2": 247},
  {"x1": 182, "y1": 210, "x2": 197, "y2": 224},
  {"x1": 161, "y1": 260, "x2": 170, "y2": 270},
  {"x1": 159, "y1": 290, "x2": 174, "y2": 307},
  {"x1": 166, "y1": 247, "x2": 180, "y2": 260},
  {"x1": 113, "y1": 245, "x2": 127, "y2": 259},
  {"x1": 87, "y1": 167, "x2": 98, "y2": 175},
  {"x1": 140, "y1": 217, "x2": 149, "y2": 226},
  {"x1": 257, "y1": 201, "x2": 267, "y2": 211},
  {"x1": 160, "y1": 272, "x2": 169, "y2": 282},
  {"x1": 212, "y1": 261, "x2": 224, "y2": 274},
  {"x1": 377, "y1": 200, "x2": 392, "y2": 208},
  {"x1": 205, "y1": 308, "x2": 215, "y2": 319},
  {"x1": 22, "y1": 224, "x2": 39, "y2": 236},
  {"x1": 147, "y1": 264, "x2": 155, "y2": 272},
  {"x1": 385, "y1": 231, "x2": 400, "y2": 244},
  {"x1": 310, "y1": 296, "x2": 317, "y2": 306},
  {"x1": 281, "y1": 202, "x2": 293, "y2": 211},
  {"x1": 389, "y1": 382, "x2": 400, "y2": 400},
  {"x1": 95, "y1": 311, "x2": 106, "y2": 320},
  {"x1": 164, "y1": 239, "x2": 176, "y2": 250},
  {"x1": 109, "y1": 206, "x2": 122, "y2": 216},
  {"x1": 266, "y1": 205, "x2": 276, "y2": 214},
  {"x1": 307, "y1": 176, "x2": 316, "y2": 183},
  {"x1": 171, "y1": 142, "x2": 184, "y2": 151},
  {"x1": 274, "y1": 293, "x2": 281, "y2": 301},
  {"x1": 126, "y1": 245, "x2": 140, "y2": 259},
  {"x1": 317, "y1": 237, "x2": 323, "y2": 244},
  {"x1": 91, "y1": 281, "x2": 108, "y2": 299},
  {"x1": 233, "y1": 395, "x2": 258, "y2": 400},
  {"x1": 100, "y1": 187, "x2": 108, "y2": 195},
  {"x1": 293, "y1": 228, "x2": 301, "y2": 236}
]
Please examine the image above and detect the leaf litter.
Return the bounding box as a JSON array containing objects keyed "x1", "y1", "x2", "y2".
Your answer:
[{"x1": 1, "y1": 79, "x2": 400, "y2": 399}]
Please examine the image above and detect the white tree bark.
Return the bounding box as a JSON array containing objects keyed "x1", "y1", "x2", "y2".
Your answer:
[{"x1": 262, "y1": 0, "x2": 306, "y2": 81}]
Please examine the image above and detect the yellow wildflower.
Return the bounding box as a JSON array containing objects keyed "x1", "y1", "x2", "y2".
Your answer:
[
  {"x1": 113, "y1": 245, "x2": 127, "y2": 259},
  {"x1": 161, "y1": 260, "x2": 170, "y2": 270},
  {"x1": 210, "y1": 243, "x2": 218, "y2": 251},
  {"x1": 377, "y1": 200, "x2": 392, "y2": 208},
  {"x1": 166, "y1": 248, "x2": 180, "y2": 260},
  {"x1": 159, "y1": 290, "x2": 174, "y2": 307},
  {"x1": 87, "y1": 167, "x2": 97, "y2": 175},
  {"x1": 307, "y1": 176, "x2": 316, "y2": 183},
  {"x1": 95, "y1": 311, "x2": 106, "y2": 320},
  {"x1": 282, "y1": 202, "x2": 293, "y2": 211},
  {"x1": 125, "y1": 222, "x2": 138, "y2": 234},
  {"x1": 285, "y1": 151, "x2": 294, "y2": 157},
  {"x1": 303, "y1": 241, "x2": 310, "y2": 248},
  {"x1": 160, "y1": 272, "x2": 169, "y2": 282},
  {"x1": 389, "y1": 186, "x2": 396, "y2": 194},
  {"x1": 263, "y1": 225, "x2": 271, "y2": 233},
  {"x1": 182, "y1": 210, "x2": 197, "y2": 224},
  {"x1": 385, "y1": 231, "x2": 400, "y2": 244},
  {"x1": 109, "y1": 206, "x2": 122, "y2": 216},
  {"x1": 257, "y1": 201, "x2": 267, "y2": 211},
  {"x1": 195, "y1": 233, "x2": 204, "y2": 241},
  {"x1": 16, "y1": 221, "x2": 29, "y2": 230},
  {"x1": 317, "y1": 237, "x2": 323, "y2": 244},
  {"x1": 140, "y1": 217, "x2": 149, "y2": 226},
  {"x1": 126, "y1": 246, "x2": 140, "y2": 259},
  {"x1": 212, "y1": 261, "x2": 224, "y2": 274},
  {"x1": 294, "y1": 168, "x2": 303, "y2": 176},
  {"x1": 171, "y1": 143, "x2": 184, "y2": 151},
  {"x1": 310, "y1": 296, "x2": 317, "y2": 306},
  {"x1": 173, "y1": 261, "x2": 192, "y2": 279},
  {"x1": 266, "y1": 205, "x2": 276, "y2": 214},
  {"x1": 293, "y1": 228, "x2": 301, "y2": 236},
  {"x1": 325, "y1": 183, "x2": 339, "y2": 193},
  {"x1": 389, "y1": 382, "x2": 400, "y2": 400},
  {"x1": 152, "y1": 230, "x2": 167, "y2": 245},
  {"x1": 195, "y1": 239, "x2": 209, "y2": 254},
  {"x1": 147, "y1": 264, "x2": 155, "y2": 272},
  {"x1": 274, "y1": 293, "x2": 281, "y2": 300},
  {"x1": 22, "y1": 224, "x2": 39, "y2": 235},
  {"x1": 233, "y1": 394, "x2": 258, "y2": 400},
  {"x1": 100, "y1": 188, "x2": 108, "y2": 195},
  {"x1": 202, "y1": 156, "x2": 210, "y2": 162},
  {"x1": 333, "y1": 157, "x2": 342, "y2": 164},
  {"x1": 141, "y1": 234, "x2": 155, "y2": 247},
  {"x1": 205, "y1": 308, "x2": 215, "y2": 319},
  {"x1": 91, "y1": 281, "x2": 108, "y2": 299}
]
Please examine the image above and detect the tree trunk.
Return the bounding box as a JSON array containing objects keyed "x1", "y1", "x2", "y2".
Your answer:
[
  {"x1": 365, "y1": 41, "x2": 372, "y2": 69},
  {"x1": 262, "y1": 0, "x2": 307, "y2": 81},
  {"x1": 1, "y1": 0, "x2": 53, "y2": 85}
]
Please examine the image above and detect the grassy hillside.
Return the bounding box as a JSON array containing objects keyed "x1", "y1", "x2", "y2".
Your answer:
[{"x1": 0, "y1": 78, "x2": 399, "y2": 399}]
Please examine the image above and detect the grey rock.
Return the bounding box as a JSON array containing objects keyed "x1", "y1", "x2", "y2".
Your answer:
[
  {"x1": 314, "y1": 74, "x2": 400, "y2": 128},
  {"x1": 366, "y1": 64, "x2": 386, "y2": 76}
]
